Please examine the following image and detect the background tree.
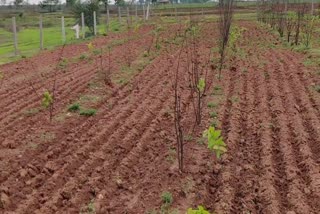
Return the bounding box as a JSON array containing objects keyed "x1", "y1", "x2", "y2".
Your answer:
[
  {"x1": 66, "y1": 0, "x2": 76, "y2": 8},
  {"x1": 0, "y1": 0, "x2": 6, "y2": 5},
  {"x1": 39, "y1": 0, "x2": 60, "y2": 12},
  {"x1": 115, "y1": 0, "x2": 125, "y2": 6},
  {"x1": 14, "y1": 0, "x2": 23, "y2": 7},
  {"x1": 73, "y1": 0, "x2": 100, "y2": 34}
]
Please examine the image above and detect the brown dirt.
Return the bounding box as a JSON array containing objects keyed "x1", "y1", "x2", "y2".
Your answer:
[{"x1": 0, "y1": 20, "x2": 319, "y2": 214}]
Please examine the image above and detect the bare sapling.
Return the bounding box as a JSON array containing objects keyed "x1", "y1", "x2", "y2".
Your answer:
[
  {"x1": 218, "y1": 0, "x2": 234, "y2": 80},
  {"x1": 173, "y1": 40, "x2": 186, "y2": 173},
  {"x1": 186, "y1": 22, "x2": 206, "y2": 126},
  {"x1": 294, "y1": 3, "x2": 307, "y2": 45},
  {"x1": 43, "y1": 45, "x2": 66, "y2": 122},
  {"x1": 286, "y1": 11, "x2": 296, "y2": 43},
  {"x1": 126, "y1": 16, "x2": 133, "y2": 67}
]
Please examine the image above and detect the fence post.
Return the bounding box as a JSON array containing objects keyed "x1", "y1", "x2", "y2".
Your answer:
[
  {"x1": 135, "y1": 5, "x2": 138, "y2": 20},
  {"x1": 39, "y1": 15, "x2": 43, "y2": 50},
  {"x1": 143, "y1": 5, "x2": 145, "y2": 20},
  {"x1": 118, "y1": 7, "x2": 121, "y2": 23},
  {"x1": 81, "y1": 12, "x2": 85, "y2": 39},
  {"x1": 175, "y1": 6, "x2": 177, "y2": 19},
  {"x1": 106, "y1": 5, "x2": 110, "y2": 32},
  {"x1": 146, "y1": 3, "x2": 150, "y2": 21},
  {"x1": 12, "y1": 17, "x2": 18, "y2": 56},
  {"x1": 93, "y1": 11, "x2": 97, "y2": 35},
  {"x1": 61, "y1": 16, "x2": 66, "y2": 43},
  {"x1": 126, "y1": 7, "x2": 130, "y2": 25}
]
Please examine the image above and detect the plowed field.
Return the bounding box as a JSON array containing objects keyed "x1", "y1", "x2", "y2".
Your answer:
[{"x1": 0, "y1": 20, "x2": 319, "y2": 214}]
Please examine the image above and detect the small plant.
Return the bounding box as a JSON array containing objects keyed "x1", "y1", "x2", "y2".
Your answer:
[
  {"x1": 313, "y1": 85, "x2": 320, "y2": 93},
  {"x1": 161, "y1": 191, "x2": 173, "y2": 205},
  {"x1": 87, "y1": 42, "x2": 94, "y2": 51},
  {"x1": 210, "y1": 111, "x2": 218, "y2": 118},
  {"x1": 184, "y1": 135, "x2": 193, "y2": 142},
  {"x1": 207, "y1": 102, "x2": 217, "y2": 108},
  {"x1": 187, "y1": 205, "x2": 210, "y2": 214},
  {"x1": 79, "y1": 54, "x2": 88, "y2": 60},
  {"x1": 197, "y1": 78, "x2": 205, "y2": 93},
  {"x1": 80, "y1": 108, "x2": 97, "y2": 116},
  {"x1": 203, "y1": 126, "x2": 227, "y2": 159},
  {"x1": 58, "y1": 58, "x2": 68, "y2": 69},
  {"x1": 42, "y1": 90, "x2": 53, "y2": 108},
  {"x1": 80, "y1": 199, "x2": 95, "y2": 214},
  {"x1": 0, "y1": 70, "x2": 4, "y2": 89},
  {"x1": 68, "y1": 103, "x2": 80, "y2": 112}
]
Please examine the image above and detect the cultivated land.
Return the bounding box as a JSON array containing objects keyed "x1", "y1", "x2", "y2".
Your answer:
[{"x1": 0, "y1": 13, "x2": 320, "y2": 214}]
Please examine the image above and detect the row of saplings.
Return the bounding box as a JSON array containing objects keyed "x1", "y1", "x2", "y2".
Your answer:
[
  {"x1": 258, "y1": 3, "x2": 319, "y2": 48},
  {"x1": 172, "y1": 0, "x2": 236, "y2": 213}
]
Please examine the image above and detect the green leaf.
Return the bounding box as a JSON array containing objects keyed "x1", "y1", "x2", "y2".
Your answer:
[{"x1": 197, "y1": 78, "x2": 205, "y2": 93}]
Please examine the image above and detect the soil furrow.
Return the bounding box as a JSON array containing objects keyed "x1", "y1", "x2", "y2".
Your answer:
[
  {"x1": 212, "y1": 64, "x2": 243, "y2": 213},
  {"x1": 6, "y1": 54, "x2": 176, "y2": 213},
  {"x1": 266, "y1": 54, "x2": 312, "y2": 213}
]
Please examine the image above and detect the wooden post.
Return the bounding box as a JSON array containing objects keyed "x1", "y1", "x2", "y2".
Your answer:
[
  {"x1": 61, "y1": 16, "x2": 66, "y2": 43},
  {"x1": 81, "y1": 12, "x2": 85, "y2": 38},
  {"x1": 93, "y1": 11, "x2": 97, "y2": 35},
  {"x1": 118, "y1": 7, "x2": 121, "y2": 23},
  {"x1": 135, "y1": 5, "x2": 138, "y2": 20},
  {"x1": 175, "y1": 6, "x2": 177, "y2": 19},
  {"x1": 311, "y1": 0, "x2": 314, "y2": 15},
  {"x1": 106, "y1": 5, "x2": 110, "y2": 32},
  {"x1": 146, "y1": 3, "x2": 150, "y2": 21},
  {"x1": 127, "y1": 7, "x2": 130, "y2": 25},
  {"x1": 12, "y1": 17, "x2": 18, "y2": 56},
  {"x1": 143, "y1": 5, "x2": 145, "y2": 20},
  {"x1": 39, "y1": 15, "x2": 43, "y2": 50}
]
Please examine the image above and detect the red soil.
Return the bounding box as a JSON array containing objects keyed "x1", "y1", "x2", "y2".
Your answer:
[{"x1": 0, "y1": 20, "x2": 319, "y2": 214}]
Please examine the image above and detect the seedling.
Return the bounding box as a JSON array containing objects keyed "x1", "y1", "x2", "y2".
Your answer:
[
  {"x1": 207, "y1": 102, "x2": 217, "y2": 108},
  {"x1": 161, "y1": 191, "x2": 173, "y2": 205},
  {"x1": 87, "y1": 42, "x2": 94, "y2": 51},
  {"x1": 187, "y1": 206, "x2": 210, "y2": 214},
  {"x1": 210, "y1": 111, "x2": 218, "y2": 118},
  {"x1": 68, "y1": 103, "x2": 80, "y2": 112},
  {"x1": 79, "y1": 54, "x2": 88, "y2": 60},
  {"x1": 80, "y1": 109, "x2": 97, "y2": 116},
  {"x1": 203, "y1": 126, "x2": 227, "y2": 159},
  {"x1": 184, "y1": 135, "x2": 193, "y2": 142},
  {"x1": 42, "y1": 91, "x2": 53, "y2": 108},
  {"x1": 197, "y1": 78, "x2": 205, "y2": 93},
  {"x1": 314, "y1": 85, "x2": 320, "y2": 93}
]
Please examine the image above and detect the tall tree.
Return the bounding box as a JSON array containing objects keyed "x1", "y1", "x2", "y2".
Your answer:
[
  {"x1": 39, "y1": 0, "x2": 60, "y2": 12},
  {"x1": 73, "y1": 0, "x2": 100, "y2": 34},
  {"x1": 14, "y1": 0, "x2": 23, "y2": 7},
  {"x1": 0, "y1": 0, "x2": 6, "y2": 5}
]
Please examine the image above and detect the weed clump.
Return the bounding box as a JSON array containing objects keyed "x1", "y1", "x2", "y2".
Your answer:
[
  {"x1": 80, "y1": 108, "x2": 97, "y2": 116},
  {"x1": 68, "y1": 103, "x2": 80, "y2": 112}
]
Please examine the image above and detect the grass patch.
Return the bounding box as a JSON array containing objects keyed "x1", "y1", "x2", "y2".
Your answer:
[
  {"x1": 68, "y1": 103, "x2": 80, "y2": 112},
  {"x1": 79, "y1": 108, "x2": 97, "y2": 116},
  {"x1": 207, "y1": 102, "x2": 217, "y2": 108}
]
